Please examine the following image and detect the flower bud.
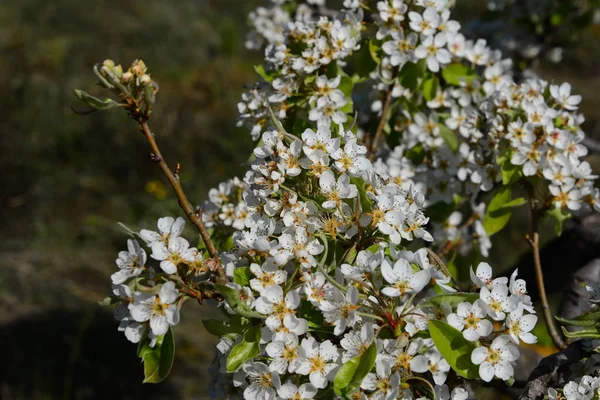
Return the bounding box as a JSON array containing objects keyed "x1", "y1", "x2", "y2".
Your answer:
[
  {"x1": 113, "y1": 64, "x2": 124, "y2": 78},
  {"x1": 102, "y1": 59, "x2": 115, "y2": 68},
  {"x1": 121, "y1": 71, "x2": 133, "y2": 83},
  {"x1": 131, "y1": 59, "x2": 147, "y2": 76},
  {"x1": 139, "y1": 74, "x2": 151, "y2": 86}
]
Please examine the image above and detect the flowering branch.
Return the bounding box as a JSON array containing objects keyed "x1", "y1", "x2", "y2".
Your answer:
[
  {"x1": 135, "y1": 119, "x2": 227, "y2": 284},
  {"x1": 526, "y1": 186, "x2": 566, "y2": 350}
]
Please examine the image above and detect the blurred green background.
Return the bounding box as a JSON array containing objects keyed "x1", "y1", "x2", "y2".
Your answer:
[{"x1": 0, "y1": 1, "x2": 598, "y2": 399}]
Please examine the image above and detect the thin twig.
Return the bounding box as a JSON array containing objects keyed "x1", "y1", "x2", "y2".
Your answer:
[
  {"x1": 526, "y1": 186, "x2": 566, "y2": 350},
  {"x1": 138, "y1": 120, "x2": 228, "y2": 284},
  {"x1": 369, "y1": 70, "x2": 398, "y2": 159}
]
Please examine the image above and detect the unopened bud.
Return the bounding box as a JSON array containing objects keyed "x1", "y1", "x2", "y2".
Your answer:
[
  {"x1": 206, "y1": 258, "x2": 220, "y2": 272},
  {"x1": 121, "y1": 71, "x2": 133, "y2": 83},
  {"x1": 139, "y1": 74, "x2": 151, "y2": 86},
  {"x1": 113, "y1": 64, "x2": 123, "y2": 78},
  {"x1": 131, "y1": 59, "x2": 147, "y2": 76},
  {"x1": 102, "y1": 59, "x2": 115, "y2": 68}
]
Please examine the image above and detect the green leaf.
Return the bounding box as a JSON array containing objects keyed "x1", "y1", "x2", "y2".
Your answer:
[
  {"x1": 73, "y1": 89, "x2": 121, "y2": 111},
  {"x1": 369, "y1": 39, "x2": 382, "y2": 64},
  {"x1": 138, "y1": 327, "x2": 175, "y2": 383},
  {"x1": 438, "y1": 124, "x2": 459, "y2": 152},
  {"x1": 441, "y1": 64, "x2": 477, "y2": 86},
  {"x1": 422, "y1": 76, "x2": 439, "y2": 102},
  {"x1": 339, "y1": 76, "x2": 354, "y2": 97},
  {"x1": 561, "y1": 325, "x2": 600, "y2": 339},
  {"x1": 298, "y1": 300, "x2": 324, "y2": 329},
  {"x1": 98, "y1": 295, "x2": 118, "y2": 306},
  {"x1": 342, "y1": 243, "x2": 358, "y2": 265},
  {"x1": 543, "y1": 207, "x2": 572, "y2": 236},
  {"x1": 339, "y1": 99, "x2": 354, "y2": 114},
  {"x1": 555, "y1": 316, "x2": 599, "y2": 328},
  {"x1": 226, "y1": 325, "x2": 261, "y2": 372},
  {"x1": 419, "y1": 293, "x2": 480, "y2": 309},
  {"x1": 498, "y1": 150, "x2": 523, "y2": 185},
  {"x1": 234, "y1": 267, "x2": 254, "y2": 286},
  {"x1": 556, "y1": 310, "x2": 600, "y2": 327},
  {"x1": 483, "y1": 186, "x2": 513, "y2": 236},
  {"x1": 215, "y1": 284, "x2": 265, "y2": 319},
  {"x1": 350, "y1": 176, "x2": 373, "y2": 213},
  {"x1": 398, "y1": 62, "x2": 421, "y2": 91},
  {"x1": 304, "y1": 74, "x2": 317, "y2": 85},
  {"x1": 202, "y1": 316, "x2": 248, "y2": 337},
  {"x1": 428, "y1": 320, "x2": 478, "y2": 379},
  {"x1": 333, "y1": 343, "x2": 377, "y2": 396},
  {"x1": 498, "y1": 197, "x2": 526, "y2": 209},
  {"x1": 254, "y1": 65, "x2": 275, "y2": 83},
  {"x1": 406, "y1": 143, "x2": 425, "y2": 165},
  {"x1": 354, "y1": 40, "x2": 378, "y2": 78}
]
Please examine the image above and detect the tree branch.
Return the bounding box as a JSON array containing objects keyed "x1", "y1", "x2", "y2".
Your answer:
[
  {"x1": 519, "y1": 340, "x2": 591, "y2": 400},
  {"x1": 369, "y1": 71, "x2": 397, "y2": 159},
  {"x1": 527, "y1": 187, "x2": 566, "y2": 350},
  {"x1": 138, "y1": 120, "x2": 228, "y2": 285}
]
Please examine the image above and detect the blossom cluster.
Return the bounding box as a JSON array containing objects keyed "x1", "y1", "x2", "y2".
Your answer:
[
  {"x1": 107, "y1": 217, "x2": 207, "y2": 346},
  {"x1": 192, "y1": 116, "x2": 537, "y2": 398},
  {"x1": 238, "y1": 0, "x2": 599, "y2": 262},
  {"x1": 238, "y1": 3, "x2": 362, "y2": 139},
  {"x1": 548, "y1": 374, "x2": 600, "y2": 400},
  {"x1": 93, "y1": 0, "x2": 600, "y2": 398}
]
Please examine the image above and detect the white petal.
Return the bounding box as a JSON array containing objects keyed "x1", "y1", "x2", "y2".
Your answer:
[
  {"x1": 479, "y1": 362, "x2": 495, "y2": 382},
  {"x1": 410, "y1": 355, "x2": 429, "y2": 373},
  {"x1": 471, "y1": 347, "x2": 488, "y2": 364},
  {"x1": 157, "y1": 217, "x2": 175, "y2": 235},
  {"x1": 150, "y1": 315, "x2": 169, "y2": 336}
]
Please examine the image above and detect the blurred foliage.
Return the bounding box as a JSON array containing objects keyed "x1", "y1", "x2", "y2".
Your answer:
[{"x1": 0, "y1": 0, "x2": 598, "y2": 398}]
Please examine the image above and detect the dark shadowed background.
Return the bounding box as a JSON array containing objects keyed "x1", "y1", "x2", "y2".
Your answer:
[{"x1": 1, "y1": 1, "x2": 599, "y2": 399}]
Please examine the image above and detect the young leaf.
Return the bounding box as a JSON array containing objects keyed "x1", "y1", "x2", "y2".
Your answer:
[
  {"x1": 441, "y1": 64, "x2": 477, "y2": 86},
  {"x1": 428, "y1": 320, "x2": 478, "y2": 379},
  {"x1": 138, "y1": 327, "x2": 176, "y2": 383},
  {"x1": 234, "y1": 267, "x2": 254, "y2": 286},
  {"x1": 438, "y1": 124, "x2": 459, "y2": 152},
  {"x1": 369, "y1": 39, "x2": 382, "y2": 64},
  {"x1": 561, "y1": 325, "x2": 600, "y2": 339},
  {"x1": 226, "y1": 325, "x2": 261, "y2": 372},
  {"x1": 419, "y1": 293, "x2": 480, "y2": 309},
  {"x1": 338, "y1": 76, "x2": 354, "y2": 97},
  {"x1": 555, "y1": 316, "x2": 599, "y2": 327},
  {"x1": 483, "y1": 186, "x2": 513, "y2": 236},
  {"x1": 350, "y1": 176, "x2": 373, "y2": 213},
  {"x1": 422, "y1": 77, "x2": 439, "y2": 102},
  {"x1": 556, "y1": 310, "x2": 600, "y2": 327},
  {"x1": 542, "y1": 207, "x2": 572, "y2": 236},
  {"x1": 202, "y1": 316, "x2": 248, "y2": 337},
  {"x1": 73, "y1": 89, "x2": 121, "y2": 111},
  {"x1": 398, "y1": 62, "x2": 421, "y2": 91},
  {"x1": 497, "y1": 197, "x2": 527, "y2": 210},
  {"x1": 501, "y1": 159, "x2": 522, "y2": 185},
  {"x1": 333, "y1": 343, "x2": 377, "y2": 396},
  {"x1": 254, "y1": 65, "x2": 275, "y2": 83},
  {"x1": 298, "y1": 300, "x2": 324, "y2": 329},
  {"x1": 215, "y1": 284, "x2": 265, "y2": 319},
  {"x1": 354, "y1": 40, "x2": 378, "y2": 78}
]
